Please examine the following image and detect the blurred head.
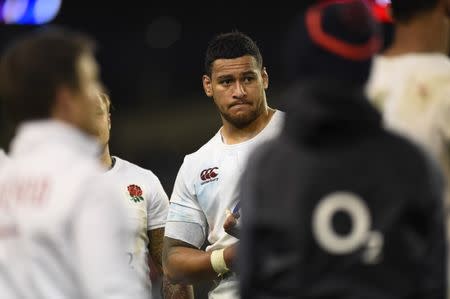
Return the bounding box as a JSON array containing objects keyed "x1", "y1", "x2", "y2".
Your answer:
[
  {"x1": 0, "y1": 26, "x2": 102, "y2": 136},
  {"x1": 390, "y1": 0, "x2": 441, "y2": 23},
  {"x1": 390, "y1": 0, "x2": 450, "y2": 54},
  {"x1": 202, "y1": 31, "x2": 269, "y2": 129},
  {"x1": 94, "y1": 92, "x2": 111, "y2": 149},
  {"x1": 282, "y1": 0, "x2": 382, "y2": 87}
]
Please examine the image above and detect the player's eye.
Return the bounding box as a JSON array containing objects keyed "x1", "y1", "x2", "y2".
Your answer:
[
  {"x1": 220, "y1": 79, "x2": 232, "y2": 86},
  {"x1": 243, "y1": 76, "x2": 255, "y2": 83}
]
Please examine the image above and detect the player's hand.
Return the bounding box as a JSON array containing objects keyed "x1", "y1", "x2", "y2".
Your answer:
[{"x1": 223, "y1": 209, "x2": 240, "y2": 238}]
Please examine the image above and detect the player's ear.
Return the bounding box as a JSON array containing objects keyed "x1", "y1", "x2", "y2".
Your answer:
[
  {"x1": 262, "y1": 67, "x2": 269, "y2": 90},
  {"x1": 108, "y1": 113, "x2": 111, "y2": 130},
  {"x1": 202, "y1": 75, "x2": 213, "y2": 97}
]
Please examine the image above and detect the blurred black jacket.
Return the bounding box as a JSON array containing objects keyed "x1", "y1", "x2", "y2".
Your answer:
[{"x1": 239, "y1": 81, "x2": 447, "y2": 299}]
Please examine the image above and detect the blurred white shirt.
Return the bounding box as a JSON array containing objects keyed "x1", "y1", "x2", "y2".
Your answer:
[
  {"x1": 0, "y1": 149, "x2": 8, "y2": 167},
  {"x1": 367, "y1": 55, "x2": 450, "y2": 297},
  {"x1": 367, "y1": 53, "x2": 450, "y2": 204},
  {"x1": 0, "y1": 120, "x2": 147, "y2": 299}
]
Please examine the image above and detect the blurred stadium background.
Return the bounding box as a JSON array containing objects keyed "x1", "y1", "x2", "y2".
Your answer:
[{"x1": 0, "y1": 0, "x2": 392, "y2": 206}]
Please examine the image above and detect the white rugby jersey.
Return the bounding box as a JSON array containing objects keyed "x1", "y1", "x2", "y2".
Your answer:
[
  {"x1": 165, "y1": 111, "x2": 284, "y2": 298},
  {"x1": 103, "y1": 156, "x2": 169, "y2": 294},
  {"x1": 0, "y1": 121, "x2": 146, "y2": 299},
  {"x1": 367, "y1": 54, "x2": 450, "y2": 203}
]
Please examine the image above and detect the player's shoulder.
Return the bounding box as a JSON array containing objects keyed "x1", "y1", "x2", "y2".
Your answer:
[
  {"x1": 380, "y1": 129, "x2": 438, "y2": 173},
  {"x1": 399, "y1": 54, "x2": 450, "y2": 79},
  {"x1": 0, "y1": 149, "x2": 8, "y2": 166},
  {"x1": 372, "y1": 53, "x2": 450, "y2": 77},
  {"x1": 113, "y1": 155, "x2": 159, "y2": 177},
  {"x1": 183, "y1": 131, "x2": 222, "y2": 164},
  {"x1": 270, "y1": 109, "x2": 285, "y2": 129},
  {"x1": 25, "y1": 142, "x2": 103, "y2": 183},
  {"x1": 388, "y1": 130, "x2": 445, "y2": 195}
]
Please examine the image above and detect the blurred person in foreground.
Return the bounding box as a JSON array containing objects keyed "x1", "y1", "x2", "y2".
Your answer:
[
  {"x1": 163, "y1": 31, "x2": 284, "y2": 298},
  {"x1": 0, "y1": 27, "x2": 146, "y2": 299},
  {"x1": 0, "y1": 149, "x2": 7, "y2": 166},
  {"x1": 239, "y1": 1, "x2": 447, "y2": 298},
  {"x1": 0, "y1": 92, "x2": 9, "y2": 167},
  {"x1": 367, "y1": 0, "x2": 450, "y2": 238},
  {"x1": 95, "y1": 92, "x2": 192, "y2": 299}
]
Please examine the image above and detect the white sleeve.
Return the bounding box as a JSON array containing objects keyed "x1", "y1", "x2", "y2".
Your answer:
[
  {"x1": 74, "y1": 176, "x2": 146, "y2": 299},
  {"x1": 164, "y1": 157, "x2": 208, "y2": 248},
  {"x1": 147, "y1": 175, "x2": 169, "y2": 230}
]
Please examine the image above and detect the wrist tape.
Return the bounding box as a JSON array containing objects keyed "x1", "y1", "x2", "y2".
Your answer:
[{"x1": 210, "y1": 248, "x2": 229, "y2": 275}]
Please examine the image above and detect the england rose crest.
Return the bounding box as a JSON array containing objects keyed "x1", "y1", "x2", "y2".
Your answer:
[{"x1": 127, "y1": 184, "x2": 144, "y2": 203}]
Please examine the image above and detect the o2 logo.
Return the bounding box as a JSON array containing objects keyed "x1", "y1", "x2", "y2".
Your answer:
[{"x1": 312, "y1": 192, "x2": 383, "y2": 264}]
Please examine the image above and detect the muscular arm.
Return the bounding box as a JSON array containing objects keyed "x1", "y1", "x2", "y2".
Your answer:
[
  {"x1": 148, "y1": 228, "x2": 193, "y2": 299},
  {"x1": 148, "y1": 228, "x2": 165, "y2": 274},
  {"x1": 163, "y1": 236, "x2": 236, "y2": 285}
]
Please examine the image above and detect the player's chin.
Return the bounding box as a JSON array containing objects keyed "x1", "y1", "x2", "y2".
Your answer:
[{"x1": 226, "y1": 112, "x2": 258, "y2": 128}]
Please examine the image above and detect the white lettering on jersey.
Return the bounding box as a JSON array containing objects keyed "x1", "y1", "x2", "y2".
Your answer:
[{"x1": 0, "y1": 178, "x2": 50, "y2": 210}]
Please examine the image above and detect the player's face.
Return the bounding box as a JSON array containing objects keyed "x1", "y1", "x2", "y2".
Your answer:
[
  {"x1": 202, "y1": 55, "x2": 269, "y2": 128},
  {"x1": 70, "y1": 53, "x2": 103, "y2": 137},
  {"x1": 93, "y1": 94, "x2": 111, "y2": 148}
]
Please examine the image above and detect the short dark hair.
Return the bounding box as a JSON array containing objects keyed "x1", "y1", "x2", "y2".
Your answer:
[
  {"x1": 204, "y1": 31, "x2": 263, "y2": 77},
  {"x1": 391, "y1": 0, "x2": 440, "y2": 23},
  {"x1": 0, "y1": 26, "x2": 96, "y2": 126}
]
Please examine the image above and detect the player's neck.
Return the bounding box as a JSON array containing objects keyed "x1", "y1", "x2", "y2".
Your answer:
[
  {"x1": 384, "y1": 12, "x2": 449, "y2": 56},
  {"x1": 100, "y1": 146, "x2": 113, "y2": 169},
  {"x1": 220, "y1": 107, "x2": 275, "y2": 145}
]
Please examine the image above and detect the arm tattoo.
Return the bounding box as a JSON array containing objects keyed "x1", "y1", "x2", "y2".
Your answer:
[
  {"x1": 162, "y1": 276, "x2": 194, "y2": 299},
  {"x1": 148, "y1": 227, "x2": 165, "y2": 274},
  {"x1": 149, "y1": 237, "x2": 195, "y2": 299}
]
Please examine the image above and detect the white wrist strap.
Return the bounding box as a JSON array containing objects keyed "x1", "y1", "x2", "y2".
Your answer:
[{"x1": 210, "y1": 248, "x2": 229, "y2": 275}]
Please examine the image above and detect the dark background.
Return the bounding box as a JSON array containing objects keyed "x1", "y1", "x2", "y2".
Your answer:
[{"x1": 0, "y1": 1, "x2": 318, "y2": 193}]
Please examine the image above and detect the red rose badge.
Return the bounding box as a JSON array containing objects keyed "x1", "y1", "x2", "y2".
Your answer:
[{"x1": 127, "y1": 184, "x2": 144, "y2": 203}]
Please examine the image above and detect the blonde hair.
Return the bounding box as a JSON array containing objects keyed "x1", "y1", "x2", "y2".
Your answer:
[{"x1": 98, "y1": 92, "x2": 111, "y2": 113}]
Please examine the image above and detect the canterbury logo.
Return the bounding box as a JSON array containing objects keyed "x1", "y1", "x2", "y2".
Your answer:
[{"x1": 200, "y1": 167, "x2": 219, "y2": 181}]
